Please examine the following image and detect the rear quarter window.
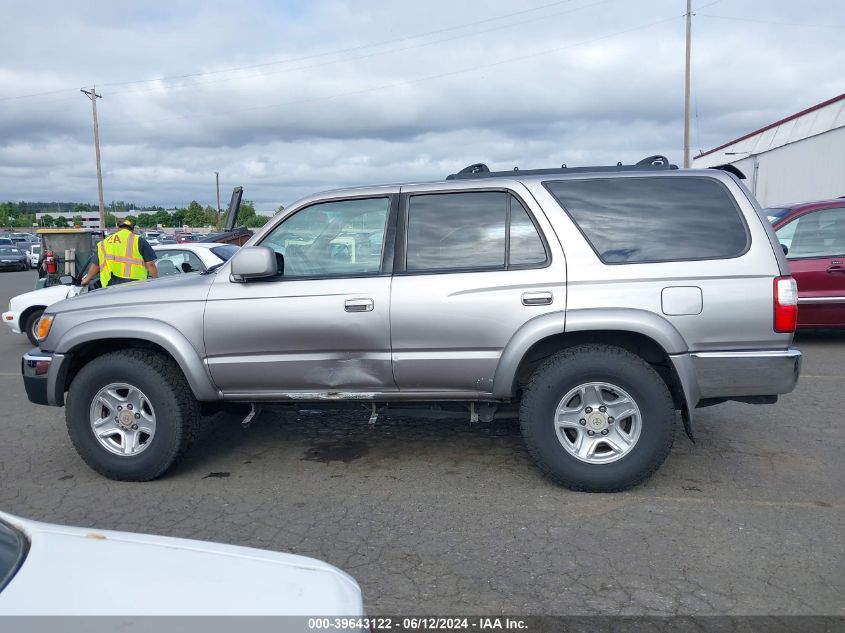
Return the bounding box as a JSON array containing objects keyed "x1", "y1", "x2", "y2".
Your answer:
[{"x1": 544, "y1": 177, "x2": 749, "y2": 264}]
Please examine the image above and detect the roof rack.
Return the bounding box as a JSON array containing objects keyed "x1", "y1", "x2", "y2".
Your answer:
[{"x1": 446, "y1": 155, "x2": 678, "y2": 180}]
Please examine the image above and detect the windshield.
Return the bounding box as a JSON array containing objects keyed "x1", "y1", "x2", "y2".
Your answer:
[
  {"x1": 765, "y1": 207, "x2": 792, "y2": 223},
  {"x1": 210, "y1": 245, "x2": 239, "y2": 261},
  {"x1": 0, "y1": 247, "x2": 22, "y2": 255},
  {"x1": 0, "y1": 519, "x2": 27, "y2": 593}
]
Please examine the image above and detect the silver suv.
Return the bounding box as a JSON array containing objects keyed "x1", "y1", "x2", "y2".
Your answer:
[{"x1": 22, "y1": 157, "x2": 802, "y2": 491}]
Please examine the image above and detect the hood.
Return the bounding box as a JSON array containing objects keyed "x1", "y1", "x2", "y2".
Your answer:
[
  {"x1": 9, "y1": 285, "x2": 75, "y2": 311},
  {"x1": 0, "y1": 512, "x2": 362, "y2": 616},
  {"x1": 48, "y1": 270, "x2": 216, "y2": 316}
]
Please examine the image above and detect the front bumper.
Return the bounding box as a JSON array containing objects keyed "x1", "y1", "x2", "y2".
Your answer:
[
  {"x1": 671, "y1": 349, "x2": 802, "y2": 408},
  {"x1": 2, "y1": 310, "x2": 22, "y2": 334},
  {"x1": 21, "y1": 349, "x2": 68, "y2": 407}
]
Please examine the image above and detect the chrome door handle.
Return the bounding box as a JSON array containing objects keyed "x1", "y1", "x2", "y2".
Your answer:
[
  {"x1": 522, "y1": 291, "x2": 553, "y2": 306},
  {"x1": 827, "y1": 265, "x2": 845, "y2": 275},
  {"x1": 344, "y1": 298, "x2": 374, "y2": 312}
]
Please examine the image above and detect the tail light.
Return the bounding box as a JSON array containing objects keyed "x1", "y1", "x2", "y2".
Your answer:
[
  {"x1": 774, "y1": 276, "x2": 798, "y2": 333},
  {"x1": 45, "y1": 250, "x2": 56, "y2": 273}
]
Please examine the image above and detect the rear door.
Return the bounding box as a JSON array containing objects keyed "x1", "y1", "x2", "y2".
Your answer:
[
  {"x1": 775, "y1": 206, "x2": 845, "y2": 327},
  {"x1": 389, "y1": 183, "x2": 566, "y2": 395}
]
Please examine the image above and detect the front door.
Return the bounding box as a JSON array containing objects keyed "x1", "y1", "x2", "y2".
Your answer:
[
  {"x1": 776, "y1": 206, "x2": 845, "y2": 327},
  {"x1": 204, "y1": 194, "x2": 398, "y2": 397}
]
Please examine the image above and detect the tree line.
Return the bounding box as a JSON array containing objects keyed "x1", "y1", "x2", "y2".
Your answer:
[{"x1": 1, "y1": 200, "x2": 278, "y2": 229}]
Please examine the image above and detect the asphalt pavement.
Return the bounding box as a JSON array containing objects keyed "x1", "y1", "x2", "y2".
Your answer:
[{"x1": 0, "y1": 268, "x2": 842, "y2": 615}]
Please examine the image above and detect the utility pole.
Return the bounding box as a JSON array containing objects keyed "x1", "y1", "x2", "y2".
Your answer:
[
  {"x1": 683, "y1": 0, "x2": 692, "y2": 168},
  {"x1": 80, "y1": 87, "x2": 106, "y2": 229},
  {"x1": 215, "y1": 171, "x2": 221, "y2": 228}
]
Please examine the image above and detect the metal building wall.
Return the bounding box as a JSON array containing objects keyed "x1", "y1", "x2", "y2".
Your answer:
[{"x1": 718, "y1": 126, "x2": 845, "y2": 207}]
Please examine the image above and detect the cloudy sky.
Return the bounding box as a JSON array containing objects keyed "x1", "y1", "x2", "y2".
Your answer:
[{"x1": 1, "y1": 0, "x2": 843, "y2": 211}]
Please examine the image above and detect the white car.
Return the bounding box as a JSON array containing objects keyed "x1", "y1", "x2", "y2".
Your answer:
[
  {"x1": 152, "y1": 242, "x2": 239, "y2": 277},
  {"x1": 0, "y1": 511, "x2": 363, "y2": 616},
  {"x1": 2, "y1": 243, "x2": 239, "y2": 344},
  {"x1": 27, "y1": 244, "x2": 40, "y2": 268}
]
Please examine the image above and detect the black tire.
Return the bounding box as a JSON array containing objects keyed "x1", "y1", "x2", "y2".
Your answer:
[
  {"x1": 65, "y1": 349, "x2": 200, "y2": 481},
  {"x1": 519, "y1": 344, "x2": 675, "y2": 492},
  {"x1": 23, "y1": 308, "x2": 45, "y2": 346}
]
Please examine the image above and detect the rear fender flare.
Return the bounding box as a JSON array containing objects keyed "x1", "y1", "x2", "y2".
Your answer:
[{"x1": 492, "y1": 308, "x2": 691, "y2": 402}]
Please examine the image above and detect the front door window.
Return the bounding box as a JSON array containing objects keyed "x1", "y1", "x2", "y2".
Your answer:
[{"x1": 262, "y1": 198, "x2": 390, "y2": 277}]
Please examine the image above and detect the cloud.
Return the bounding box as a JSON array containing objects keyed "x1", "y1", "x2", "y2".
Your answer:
[{"x1": 1, "y1": 0, "x2": 844, "y2": 210}]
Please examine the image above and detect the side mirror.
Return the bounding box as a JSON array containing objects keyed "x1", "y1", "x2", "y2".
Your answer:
[
  {"x1": 59, "y1": 275, "x2": 74, "y2": 286},
  {"x1": 229, "y1": 246, "x2": 278, "y2": 281},
  {"x1": 781, "y1": 243, "x2": 789, "y2": 256}
]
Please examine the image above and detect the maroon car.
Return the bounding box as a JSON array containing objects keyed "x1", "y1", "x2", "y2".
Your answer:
[{"x1": 769, "y1": 199, "x2": 845, "y2": 328}]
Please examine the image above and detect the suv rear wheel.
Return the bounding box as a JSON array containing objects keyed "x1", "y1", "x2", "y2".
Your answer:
[
  {"x1": 65, "y1": 349, "x2": 200, "y2": 481},
  {"x1": 520, "y1": 344, "x2": 674, "y2": 492}
]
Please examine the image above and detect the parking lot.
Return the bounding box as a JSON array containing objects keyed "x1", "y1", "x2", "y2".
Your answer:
[{"x1": 0, "y1": 268, "x2": 842, "y2": 616}]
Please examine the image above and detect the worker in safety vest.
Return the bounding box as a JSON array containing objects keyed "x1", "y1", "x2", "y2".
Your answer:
[{"x1": 80, "y1": 217, "x2": 158, "y2": 288}]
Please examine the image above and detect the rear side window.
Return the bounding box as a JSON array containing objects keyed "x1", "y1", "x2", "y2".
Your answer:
[
  {"x1": 545, "y1": 177, "x2": 748, "y2": 263},
  {"x1": 509, "y1": 196, "x2": 548, "y2": 266},
  {"x1": 406, "y1": 191, "x2": 548, "y2": 272}
]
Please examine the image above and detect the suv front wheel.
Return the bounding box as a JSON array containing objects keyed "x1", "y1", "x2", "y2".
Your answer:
[
  {"x1": 65, "y1": 349, "x2": 200, "y2": 481},
  {"x1": 520, "y1": 344, "x2": 675, "y2": 492}
]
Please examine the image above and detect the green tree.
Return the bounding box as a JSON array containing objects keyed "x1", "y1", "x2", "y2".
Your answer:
[
  {"x1": 72, "y1": 214, "x2": 83, "y2": 227},
  {"x1": 203, "y1": 205, "x2": 218, "y2": 227},
  {"x1": 237, "y1": 200, "x2": 257, "y2": 227},
  {"x1": 136, "y1": 213, "x2": 154, "y2": 228},
  {"x1": 184, "y1": 201, "x2": 206, "y2": 227},
  {"x1": 252, "y1": 214, "x2": 271, "y2": 227},
  {"x1": 0, "y1": 202, "x2": 12, "y2": 226},
  {"x1": 153, "y1": 210, "x2": 171, "y2": 227},
  {"x1": 55, "y1": 216, "x2": 68, "y2": 227},
  {"x1": 276, "y1": 204, "x2": 285, "y2": 215},
  {"x1": 104, "y1": 212, "x2": 117, "y2": 227},
  {"x1": 41, "y1": 214, "x2": 55, "y2": 228},
  {"x1": 171, "y1": 208, "x2": 186, "y2": 227}
]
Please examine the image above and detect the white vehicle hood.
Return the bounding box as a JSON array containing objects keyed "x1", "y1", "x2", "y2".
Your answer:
[
  {"x1": 8, "y1": 285, "x2": 80, "y2": 312},
  {"x1": 0, "y1": 512, "x2": 362, "y2": 616}
]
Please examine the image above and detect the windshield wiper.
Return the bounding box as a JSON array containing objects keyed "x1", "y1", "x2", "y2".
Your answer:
[{"x1": 202, "y1": 263, "x2": 225, "y2": 275}]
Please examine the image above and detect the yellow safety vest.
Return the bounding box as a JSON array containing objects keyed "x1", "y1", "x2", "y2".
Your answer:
[{"x1": 98, "y1": 230, "x2": 147, "y2": 287}]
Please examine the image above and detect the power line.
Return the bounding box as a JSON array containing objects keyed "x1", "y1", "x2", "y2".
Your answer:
[
  {"x1": 0, "y1": 0, "x2": 584, "y2": 103},
  {"x1": 106, "y1": 12, "x2": 680, "y2": 131},
  {"x1": 101, "y1": 0, "x2": 616, "y2": 99},
  {"x1": 697, "y1": 13, "x2": 845, "y2": 30},
  {"x1": 102, "y1": 0, "x2": 583, "y2": 89}
]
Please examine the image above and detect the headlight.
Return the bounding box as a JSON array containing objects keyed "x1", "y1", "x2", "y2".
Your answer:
[{"x1": 35, "y1": 315, "x2": 55, "y2": 342}]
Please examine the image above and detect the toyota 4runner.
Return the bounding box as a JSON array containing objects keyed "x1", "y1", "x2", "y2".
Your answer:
[{"x1": 21, "y1": 157, "x2": 802, "y2": 492}]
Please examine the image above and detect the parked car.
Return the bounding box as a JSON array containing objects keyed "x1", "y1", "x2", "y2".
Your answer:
[
  {"x1": 769, "y1": 199, "x2": 845, "y2": 328},
  {"x1": 0, "y1": 238, "x2": 12, "y2": 247},
  {"x1": 0, "y1": 246, "x2": 29, "y2": 272},
  {"x1": 21, "y1": 158, "x2": 802, "y2": 492},
  {"x1": 27, "y1": 244, "x2": 40, "y2": 269},
  {"x1": 3, "y1": 243, "x2": 238, "y2": 344},
  {"x1": 0, "y1": 511, "x2": 363, "y2": 616},
  {"x1": 153, "y1": 242, "x2": 239, "y2": 276},
  {"x1": 4, "y1": 277, "x2": 88, "y2": 344}
]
